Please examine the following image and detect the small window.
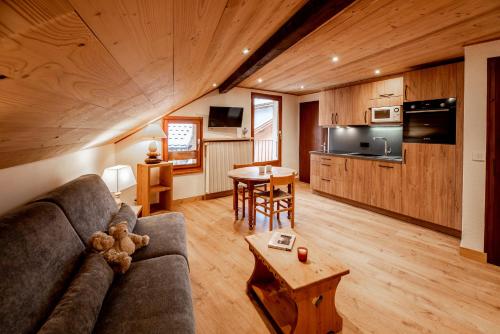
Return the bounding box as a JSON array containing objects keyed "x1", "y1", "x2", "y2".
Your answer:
[{"x1": 163, "y1": 116, "x2": 203, "y2": 175}]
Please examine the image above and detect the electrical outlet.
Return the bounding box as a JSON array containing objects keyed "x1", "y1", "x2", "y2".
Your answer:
[{"x1": 360, "y1": 142, "x2": 370, "y2": 148}]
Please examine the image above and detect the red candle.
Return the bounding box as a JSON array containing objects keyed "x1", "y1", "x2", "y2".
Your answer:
[{"x1": 297, "y1": 247, "x2": 308, "y2": 262}]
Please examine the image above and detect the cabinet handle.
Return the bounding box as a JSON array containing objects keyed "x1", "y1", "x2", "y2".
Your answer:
[
  {"x1": 364, "y1": 109, "x2": 368, "y2": 123},
  {"x1": 344, "y1": 159, "x2": 348, "y2": 172},
  {"x1": 320, "y1": 157, "x2": 330, "y2": 161},
  {"x1": 320, "y1": 163, "x2": 331, "y2": 167},
  {"x1": 321, "y1": 178, "x2": 331, "y2": 182},
  {"x1": 378, "y1": 164, "x2": 394, "y2": 169},
  {"x1": 335, "y1": 113, "x2": 339, "y2": 124},
  {"x1": 403, "y1": 149, "x2": 407, "y2": 164},
  {"x1": 404, "y1": 85, "x2": 408, "y2": 100},
  {"x1": 331, "y1": 113, "x2": 334, "y2": 124}
]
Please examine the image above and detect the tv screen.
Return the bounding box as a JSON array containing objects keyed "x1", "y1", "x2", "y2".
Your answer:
[{"x1": 208, "y1": 106, "x2": 243, "y2": 127}]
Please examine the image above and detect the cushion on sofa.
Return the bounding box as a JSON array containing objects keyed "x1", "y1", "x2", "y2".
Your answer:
[
  {"x1": 0, "y1": 202, "x2": 85, "y2": 334},
  {"x1": 38, "y1": 253, "x2": 114, "y2": 334},
  {"x1": 109, "y1": 203, "x2": 136, "y2": 231},
  {"x1": 34, "y1": 174, "x2": 119, "y2": 243},
  {"x1": 132, "y1": 212, "x2": 188, "y2": 262},
  {"x1": 94, "y1": 255, "x2": 195, "y2": 334}
]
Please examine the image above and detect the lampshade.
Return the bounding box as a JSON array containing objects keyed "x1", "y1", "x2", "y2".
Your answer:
[
  {"x1": 101, "y1": 165, "x2": 136, "y2": 193},
  {"x1": 141, "y1": 123, "x2": 167, "y2": 140}
]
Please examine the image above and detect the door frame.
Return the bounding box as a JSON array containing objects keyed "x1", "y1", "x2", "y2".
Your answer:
[
  {"x1": 251, "y1": 92, "x2": 283, "y2": 166},
  {"x1": 485, "y1": 56, "x2": 500, "y2": 265}
]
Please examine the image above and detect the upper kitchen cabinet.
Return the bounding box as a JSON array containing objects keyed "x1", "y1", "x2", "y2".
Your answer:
[
  {"x1": 370, "y1": 77, "x2": 404, "y2": 108},
  {"x1": 351, "y1": 83, "x2": 372, "y2": 125},
  {"x1": 319, "y1": 89, "x2": 335, "y2": 126},
  {"x1": 403, "y1": 63, "x2": 462, "y2": 101},
  {"x1": 334, "y1": 87, "x2": 353, "y2": 125}
]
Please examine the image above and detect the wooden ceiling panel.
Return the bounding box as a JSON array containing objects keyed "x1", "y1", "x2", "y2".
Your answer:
[{"x1": 240, "y1": 0, "x2": 500, "y2": 94}]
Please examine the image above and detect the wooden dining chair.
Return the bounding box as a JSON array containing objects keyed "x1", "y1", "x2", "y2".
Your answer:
[
  {"x1": 233, "y1": 162, "x2": 268, "y2": 219},
  {"x1": 253, "y1": 173, "x2": 295, "y2": 231}
]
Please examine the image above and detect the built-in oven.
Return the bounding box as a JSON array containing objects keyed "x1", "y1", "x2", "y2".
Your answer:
[
  {"x1": 403, "y1": 98, "x2": 456, "y2": 144},
  {"x1": 371, "y1": 105, "x2": 401, "y2": 123}
]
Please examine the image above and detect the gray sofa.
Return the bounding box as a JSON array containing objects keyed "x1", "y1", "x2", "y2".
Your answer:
[{"x1": 0, "y1": 174, "x2": 195, "y2": 334}]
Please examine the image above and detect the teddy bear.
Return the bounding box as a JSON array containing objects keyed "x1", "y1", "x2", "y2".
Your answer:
[
  {"x1": 108, "y1": 222, "x2": 150, "y2": 255},
  {"x1": 88, "y1": 230, "x2": 132, "y2": 274}
]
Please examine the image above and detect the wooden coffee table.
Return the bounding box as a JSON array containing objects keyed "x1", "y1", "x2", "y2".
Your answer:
[{"x1": 245, "y1": 228, "x2": 350, "y2": 334}]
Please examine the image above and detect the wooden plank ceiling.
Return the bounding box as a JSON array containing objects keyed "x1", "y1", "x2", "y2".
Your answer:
[
  {"x1": 0, "y1": 0, "x2": 306, "y2": 169},
  {"x1": 239, "y1": 0, "x2": 500, "y2": 94},
  {"x1": 1, "y1": 0, "x2": 499, "y2": 169}
]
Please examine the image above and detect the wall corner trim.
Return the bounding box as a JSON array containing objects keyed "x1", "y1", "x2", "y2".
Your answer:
[{"x1": 459, "y1": 246, "x2": 487, "y2": 263}]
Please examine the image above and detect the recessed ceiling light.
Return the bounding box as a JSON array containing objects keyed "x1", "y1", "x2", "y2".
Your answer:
[
  {"x1": 212, "y1": 83, "x2": 217, "y2": 87},
  {"x1": 242, "y1": 48, "x2": 250, "y2": 55},
  {"x1": 257, "y1": 78, "x2": 263, "y2": 83},
  {"x1": 332, "y1": 56, "x2": 339, "y2": 63},
  {"x1": 300, "y1": 85, "x2": 305, "y2": 90},
  {"x1": 374, "y1": 69, "x2": 381, "y2": 75}
]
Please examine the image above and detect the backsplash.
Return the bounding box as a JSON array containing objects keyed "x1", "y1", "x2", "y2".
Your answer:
[{"x1": 328, "y1": 126, "x2": 403, "y2": 156}]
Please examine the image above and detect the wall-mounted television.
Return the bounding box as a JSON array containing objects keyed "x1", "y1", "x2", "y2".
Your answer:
[{"x1": 208, "y1": 106, "x2": 243, "y2": 127}]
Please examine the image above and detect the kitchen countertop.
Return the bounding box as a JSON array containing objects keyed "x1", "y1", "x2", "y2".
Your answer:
[{"x1": 310, "y1": 150, "x2": 403, "y2": 163}]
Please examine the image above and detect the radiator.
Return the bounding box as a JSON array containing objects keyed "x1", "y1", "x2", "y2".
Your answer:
[{"x1": 204, "y1": 140, "x2": 252, "y2": 194}]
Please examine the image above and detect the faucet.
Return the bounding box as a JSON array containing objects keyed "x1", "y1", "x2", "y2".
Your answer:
[{"x1": 373, "y1": 137, "x2": 392, "y2": 156}]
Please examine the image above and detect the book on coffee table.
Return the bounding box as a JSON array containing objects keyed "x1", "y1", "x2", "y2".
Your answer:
[{"x1": 268, "y1": 231, "x2": 296, "y2": 251}]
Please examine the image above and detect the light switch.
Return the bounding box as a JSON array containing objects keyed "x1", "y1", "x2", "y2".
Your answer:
[{"x1": 472, "y1": 151, "x2": 485, "y2": 161}]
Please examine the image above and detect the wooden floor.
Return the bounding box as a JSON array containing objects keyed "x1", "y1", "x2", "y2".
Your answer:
[{"x1": 175, "y1": 182, "x2": 500, "y2": 334}]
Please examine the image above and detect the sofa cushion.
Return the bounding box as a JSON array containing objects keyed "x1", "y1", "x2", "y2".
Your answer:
[
  {"x1": 94, "y1": 255, "x2": 195, "y2": 334},
  {"x1": 132, "y1": 212, "x2": 188, "y2": 262},
  {"x1": 109, "y1": 203, "x2": 136, "y2": 231},
  {"x1": 34, "y1": 174, "x2": 119, "y2": 243},
  {"x1": 38, "y1": 253, "x2": 114, "y2": 334},
  {"x1": 0, "y1": 202, "x2": 85, "y2": 334}
]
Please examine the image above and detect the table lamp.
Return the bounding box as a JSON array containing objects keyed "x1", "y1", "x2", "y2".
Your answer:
[
  {"x1": 141, "y1": 123, "x2": 167, "y2": 164},
  {"x1": 101, "y1": 165, "x2": 136, "y2": 205}
]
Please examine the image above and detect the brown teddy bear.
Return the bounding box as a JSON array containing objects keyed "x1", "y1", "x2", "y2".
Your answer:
[
  {"x1": 108, "y1": 222, "x2": 150, "y2": 255},
  {"x1": 89, "y1": 230, "x2": 132, "y2": 274}
]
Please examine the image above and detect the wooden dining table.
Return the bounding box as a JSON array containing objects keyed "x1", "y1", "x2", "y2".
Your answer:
[{"x1": 227, "y1": 166, "x2": 297, "y2": 229}]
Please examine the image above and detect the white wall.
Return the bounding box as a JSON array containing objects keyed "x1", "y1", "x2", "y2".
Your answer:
[
  {"x1": 0, "y1": 144, "x2": 115, "y2": 215},
  {"x1": 298, "y1": 92, "x2": 321, "y2": 103},
  {"x1": 461, "y1": 39, "x2": 500, "y2": 252},
  {"x1": 115, "y1": 87, "x2": 299, "y2": 201}
]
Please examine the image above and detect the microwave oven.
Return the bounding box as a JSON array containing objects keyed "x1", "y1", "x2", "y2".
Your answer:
[{"x1": 371, "y1": 106, "x2": 401, "y2": 123}]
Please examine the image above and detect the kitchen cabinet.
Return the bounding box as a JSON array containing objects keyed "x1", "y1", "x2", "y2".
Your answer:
[
  {"x1": 370, "y1": 162, "x2": 402, "y2": 213},
  {"x1": 310, "y1": 154, "x2": 350, "y2": 198},
  {"x1": 401, "y1": 143, "x2": 456, "y2": 227},
  {"x1": 351, "y1": 83, "x2": 372, "y2": 125},
  {"x1": 403, "y1": 63, "x2": 459, "y2": 101},
  {"x1": 319, "y1": 89, "x2": 335, "y2": 126},
  {"x1": 370, "y1": 77, "x2": 404, "y2": 108},
  {"x1": 333, "y1": 87, "x2": 352, "y2": 125},
  {"x1": 347, "y1": 158, "x2": 372, "y2": 204}
]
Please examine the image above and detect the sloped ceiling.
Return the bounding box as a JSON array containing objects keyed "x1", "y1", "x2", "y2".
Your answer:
[
  {"x1": 240, "y1": 0, "x2": 500, "y2": 94},
  {"x1": 0, "y1": 0, "x2": 306, "y2": 169}
]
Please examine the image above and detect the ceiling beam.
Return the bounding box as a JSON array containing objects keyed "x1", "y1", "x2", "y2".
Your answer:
[{"x1": 218, "y1": 0, "x2": 355, "y2": 93}]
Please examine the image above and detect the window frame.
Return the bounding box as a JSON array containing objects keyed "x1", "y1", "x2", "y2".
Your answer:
[{"x1": 163, "y1": 116, "x2": 203, "y2": 175}]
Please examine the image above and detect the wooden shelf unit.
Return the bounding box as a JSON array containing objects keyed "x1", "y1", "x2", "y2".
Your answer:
[{"x1": 137, "y1": 162, "x2": 173, "y2": 216}]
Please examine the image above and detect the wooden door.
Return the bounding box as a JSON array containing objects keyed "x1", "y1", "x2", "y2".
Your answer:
[
  {"x1": 347, "y1": 158, "x2": 372, "y2": 204},
  {"x1": 485, "y1": 57, "x2": 500, "y2": 265},
  {"x1": 404, "y1": 63, "x2": 459, "y2": 101},
  {"x1": 371, "y1": 162, "x2": 402, "y2": 213},
  {"x1": 300, "y1": 101, "x2": 327, "y2": 183},
  {"x1": 401, "y1": 143, "x2": 456, "y2": 227},
  {"x1": 319, "y1": 90, "x2": 335, "y2": 126}
]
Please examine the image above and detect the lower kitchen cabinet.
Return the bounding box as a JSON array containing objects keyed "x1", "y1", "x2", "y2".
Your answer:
[
  {"x1": 401, "y1": 143, "x2": 456, "y2": 228},
  {"x1": 371, "y1": 162, "x2": 402, "y2": 213},
  {"x1": 347, "y1": 158, "x2": 372, "y2": 204},
  {"x1": 311, "y1": 154, "x2": 349, "y2": 198}
]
